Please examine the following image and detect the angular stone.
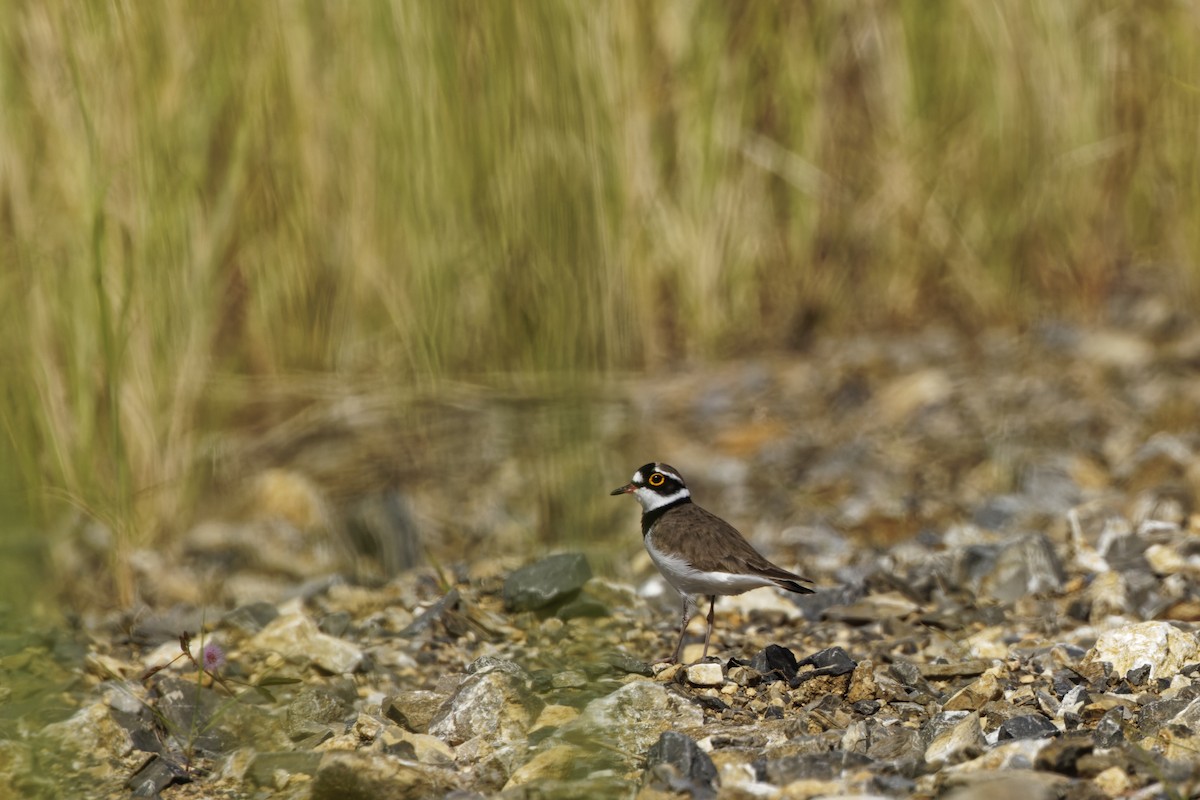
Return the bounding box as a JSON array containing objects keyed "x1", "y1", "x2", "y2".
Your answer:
[
  {"x1": 643, "y1": 731, "x2": 718, "y2": 797},
  {"x1": 503, "y1": 553, "x2": 592, "y2": 613},
  {"x1": 384, "y1": 690, "x2": 451, "y2": 734},
  {"x1": 925, "y1": 712, "x2": 984, "y2": 766},
  {"x1": 1082, "y1": 621, "x2": 1200, "y2": 681},
  {"x1": 944, "y1": 670, "x2": 1003, "y2": 711},
  {"x1": 997, "y1": 714, "x2": 1058, "y2": 741},
  {"x1": 285, "y1": 688, "x2": 349, "y2": 741},
  {"x1": 795, "y1": 646, "x2": 857, "y2": 680},
  {"x1": 427, "y1": 664, "x2": 543, "y2": 746},
  {"x1": 250, "y1": 613, "x2": 363, "y2": 674},
  {"x1": 750, "y1": 644, "x2": 798, "y2": 682},
  {"x1": 126, "y1": 755, "x2": 190, "y2": 797}
]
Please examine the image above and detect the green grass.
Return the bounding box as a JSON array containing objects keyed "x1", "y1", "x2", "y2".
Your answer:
[{"x1": 1, "y1": 2, "x2": 1198, "y2": 608}]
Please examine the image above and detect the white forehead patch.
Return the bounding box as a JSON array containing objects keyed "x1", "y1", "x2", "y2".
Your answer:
[{"x1": 632, "y1": 469, "x2": 644, "y2": 484}]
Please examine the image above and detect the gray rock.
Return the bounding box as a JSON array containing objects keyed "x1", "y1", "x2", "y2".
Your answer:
[
  {"x1": 126, "y1": 755, "x2": 189, "y2": 797},
  {"x1": 996, "y1": 714, "x2": 1058, "y2": 741},
  {"x1": 384, "y1": 690, "x2": 453, "y2": 734},
  {"x1": 286, "y1": 688, "x2": 350, "y2": 741},
  {"x1": 643, "y1": 731, "x2": 718, "y2": 799},
  {"x1": 428, "y1": 663, "x2": 544, "y2": 746},
  {"x1": 503, "y1": 553, "x2": 592, "y2": 613}
]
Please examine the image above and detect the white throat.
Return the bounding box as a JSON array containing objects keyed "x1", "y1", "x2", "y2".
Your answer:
[{"x1": 633, "y1": 485, "x2": 690, "y2": 512}]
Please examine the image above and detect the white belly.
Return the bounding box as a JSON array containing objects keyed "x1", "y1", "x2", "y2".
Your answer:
[{"x1": 645, "y1": 531, "x2": 778, "y2": 596}]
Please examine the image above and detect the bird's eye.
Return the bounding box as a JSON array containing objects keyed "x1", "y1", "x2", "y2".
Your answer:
[{"x1": 649, "y1": 473, "x2": 665, "y2": 486}]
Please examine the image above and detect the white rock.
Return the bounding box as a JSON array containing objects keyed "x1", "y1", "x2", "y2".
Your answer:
[
  {"x1": 1083, "y1": 621, "x2": 1200, "y2": 681},
  {"x1": 250, "y1": 613, "x2": 363, "y2": 674},
  {"x1": 685, "y1": 663, "x2": 724, "y2": 686}
]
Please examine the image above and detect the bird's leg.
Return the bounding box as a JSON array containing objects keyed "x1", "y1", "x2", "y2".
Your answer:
[
  {"x1": 701, "y1": 595, "x2": 716, "y2": 660},
  {"x1": 667, "y1": 594, "x2": 697, "y2": 664}
]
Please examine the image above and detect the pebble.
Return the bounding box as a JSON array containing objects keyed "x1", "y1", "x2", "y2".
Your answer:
[{"x1": 685, "y1": 663, "x2": 724, "y2": 687}]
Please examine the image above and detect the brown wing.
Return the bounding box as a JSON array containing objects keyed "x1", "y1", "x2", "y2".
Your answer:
[{"x1": 666, "y1": 504, "x2": 815, "y2": 592}]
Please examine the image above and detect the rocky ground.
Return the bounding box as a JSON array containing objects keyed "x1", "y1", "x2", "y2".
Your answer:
[{"x1": 6, "y1": 289, "x2": 1200, "y2": 799}]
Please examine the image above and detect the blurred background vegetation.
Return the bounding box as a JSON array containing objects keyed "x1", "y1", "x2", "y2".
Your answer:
[{"x1": 1, "y1": 2, "x2": 1198, "y2": 616}]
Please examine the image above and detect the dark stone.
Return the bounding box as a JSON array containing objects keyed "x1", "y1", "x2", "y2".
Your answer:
[
  {"x1": 751, "y1": 644, "x2": 799, "y2": 682},
  {"x1": 127, "y1": 755, "x2": 190, "y2": 797},
  {"x1": 1136, "y1": 694, "x2": 1193, "y2": 737},
  {"x1": 690, "y1": 694, "x2": 730, "y2": 713},
  {"x1": 245, "y1": 752, "x2": 323, "y2": 786},
  {"x1": 1125, "y1": 663, "x2": 1152, "y2": 686},
  {"x1": 643, "y1": 731, "x2": 718, "y2": 799},
  {"x1": 997, "y1": 713, "x2": 1059, "y2": 741},
  {"x1": 853, "y1": 699, "x2": 881, "y2": 716},
  {"x1": 796, "y1": 646, "x2": 857, "y2": 678},
  {"x1": 222, "y1": 601, "x2": 280, "y2": 633},
  {"x1": 889, "y1": 660, "x2": 924, "y2": 685},
  {"x1": 503, "y1": 553, "x2": 592, "y2": 613},
  {"x1": 1052, "y1": 669, "x2": 1083, "y2": 698}
]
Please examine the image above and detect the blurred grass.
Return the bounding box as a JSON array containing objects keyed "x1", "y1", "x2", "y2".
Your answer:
[{"x1": 0, "y1": 2, "x2": 1198, "y2": 607}]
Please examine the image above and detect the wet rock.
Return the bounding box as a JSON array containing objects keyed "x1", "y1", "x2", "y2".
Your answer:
[
  {"x1": 311, "y1": 750, "x2": 459, "y2": 800},
  {"x1": 556, "y1": 680, "x2": 703, "y2": 755},
  {"x1": 642, "y1": 731, "x2": 718, "y2": 799},
  {"x1": 502, "y1": 744, "x2": 590, "y2": 788},
  {"x1": 503, "y1": 553, "x2": 592, "y2": 613},
  {"x1": 250, "y1": 612, "x2": 364, "y2": 674},
  {"x1": 996, "y1": 714, "x2": 1058, "y2": 741},
  {"x1": 126, "y1": 754, "x2": 190, "y2": 797},
  {"x1": 1081, "y1": 621, "x2": 1200, "y2": 681},
  {"x1": 427, "y1": 662, "x2": 543, "y2": 746},
  {"x1": 246, "y1": 751, "x2": 323, "y2": 787}
]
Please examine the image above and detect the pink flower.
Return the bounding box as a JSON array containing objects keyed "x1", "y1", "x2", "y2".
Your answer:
[{"x1": 201, "y1": 641, "x2": 226, "y2": 673}]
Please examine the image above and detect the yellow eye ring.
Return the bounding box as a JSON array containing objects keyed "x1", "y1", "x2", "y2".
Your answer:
[{"x1": 648, "y1": 473, "x2": 665, "y2": 487}]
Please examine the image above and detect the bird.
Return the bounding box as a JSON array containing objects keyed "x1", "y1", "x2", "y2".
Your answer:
[{"x1": 611, "y1": 462, "x2": 815, "y2": 664}]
